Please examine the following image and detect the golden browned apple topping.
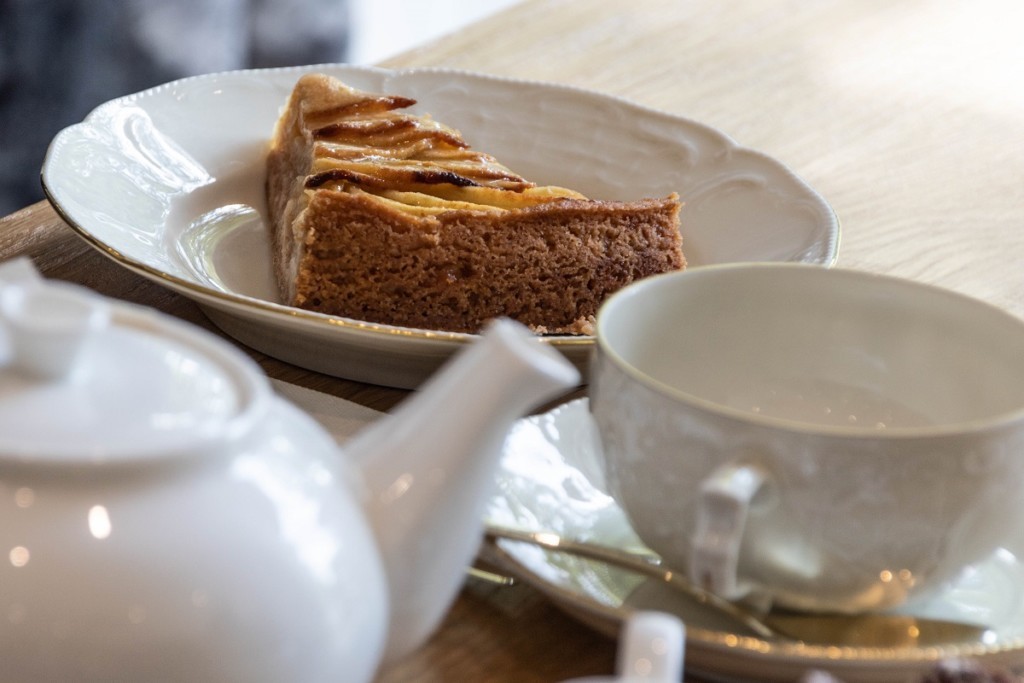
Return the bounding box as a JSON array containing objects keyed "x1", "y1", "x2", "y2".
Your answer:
[{"x1": 281, "y1": 74, "x2": 583, "y2": 215}]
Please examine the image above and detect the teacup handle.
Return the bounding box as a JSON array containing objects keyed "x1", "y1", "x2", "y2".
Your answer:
[{"x1": 690, "y1": 462, "x2": 768, "y2": 599}]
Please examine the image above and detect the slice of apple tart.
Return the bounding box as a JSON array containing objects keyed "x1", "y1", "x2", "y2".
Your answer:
[{"x1": 266, "y1": 72, "x2": 684, "y2": 335}]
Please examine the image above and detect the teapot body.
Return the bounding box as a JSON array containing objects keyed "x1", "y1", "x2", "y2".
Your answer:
[
  {"x1": 0, "y1": 397, "x2": 389, "y2": 683},
  {"x1": 0, "y1": 261, "x2": 581, "y2": 680}
]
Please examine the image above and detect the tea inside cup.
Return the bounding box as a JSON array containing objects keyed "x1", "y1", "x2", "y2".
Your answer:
[{"x1": 590, "y1": 263, "x2": 1024, "y2": 612}]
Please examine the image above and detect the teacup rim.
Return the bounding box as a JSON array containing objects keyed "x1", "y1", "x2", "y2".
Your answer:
[{"x1": 595, "y1": 262, "x2": 1024, "y2": 439}]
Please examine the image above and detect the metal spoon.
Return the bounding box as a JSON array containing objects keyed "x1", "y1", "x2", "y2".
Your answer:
[{"x1": 485, "y1": 526, "x2": 990, "y2": 648}]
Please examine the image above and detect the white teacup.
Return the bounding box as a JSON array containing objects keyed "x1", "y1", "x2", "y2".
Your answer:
[{"x1": 590, "y1": 263, "x2": 1024, "y2": 613}]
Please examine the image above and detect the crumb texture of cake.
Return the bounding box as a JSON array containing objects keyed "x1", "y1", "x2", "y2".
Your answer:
[{"x1": 266, "y1": 72, "x2": 685, "y2": 334}]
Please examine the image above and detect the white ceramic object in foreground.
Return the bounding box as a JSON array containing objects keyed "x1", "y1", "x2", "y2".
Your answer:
[
  {"x1": 560, "y1": 611, "x2": 686, "y2": 683},
  {"x1": 590, "y1": 263, "x2": 1024, "y2": 613},
  {"x1": 40, "y1": 64, "x2": 838, "y2": 389},
  {"x1": 0, "y1": 259, "x2": 578, "y2": 682},
  {"x1": 485, "y1": 398, "x2": 1024, "y2": 682}
]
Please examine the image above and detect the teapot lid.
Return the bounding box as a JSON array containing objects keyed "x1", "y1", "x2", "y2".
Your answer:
[{"x1": 0, "y1": 279, "x2": 265, "y2": 463}]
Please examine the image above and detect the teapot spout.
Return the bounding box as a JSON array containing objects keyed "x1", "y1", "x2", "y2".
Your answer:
[{"x1": 344, "y1": 319, "x2": 579, "y2": 661}]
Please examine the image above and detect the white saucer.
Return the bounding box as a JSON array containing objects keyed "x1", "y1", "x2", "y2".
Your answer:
[
  {"x1": 42, "y1": 64, "x2": 839, "y2": 389},
  {"x1": 486, "y1": 399, "x2": 1024, "y2": 682}
]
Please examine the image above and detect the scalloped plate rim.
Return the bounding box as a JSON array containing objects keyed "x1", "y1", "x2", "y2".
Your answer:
[{"x1": 41, "y1": 64, "x2": 840, "y2": 387}]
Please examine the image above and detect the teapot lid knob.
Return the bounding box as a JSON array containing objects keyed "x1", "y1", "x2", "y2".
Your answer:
[
  {"x1": 0, "y1": 259, "x2": 268, "y2": 464},
  {"x1": 1, "y1": 281, "x2": 110, "y2": 382}
]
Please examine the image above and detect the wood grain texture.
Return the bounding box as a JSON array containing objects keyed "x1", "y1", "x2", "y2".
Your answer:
[
  {"x1": 0, "y1": 201, "x2": 410, "y2": 412},
  {"x1": 3, "y1": 1, "x2": 1023, "y2": 680},
  {"x1": 383, "y1": 0, "x2": 1024, "y2": 319}
]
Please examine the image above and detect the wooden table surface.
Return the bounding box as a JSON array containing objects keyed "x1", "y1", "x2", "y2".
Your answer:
[{"x1": 3, "y1": 0, "x2": 1023, "y2": 680}]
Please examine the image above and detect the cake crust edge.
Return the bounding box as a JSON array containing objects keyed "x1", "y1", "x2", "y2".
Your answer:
[{"x1": 283, "y1": 188, "x2": 684, "y2": 335}]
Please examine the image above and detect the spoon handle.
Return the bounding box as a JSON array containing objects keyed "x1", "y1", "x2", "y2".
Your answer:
[
  {"x1": 484, "y1": 526, "x2": 989, "y2": 648},
  {"x1": 484, "y1": 526, "x2": 777, "y2": 639}
]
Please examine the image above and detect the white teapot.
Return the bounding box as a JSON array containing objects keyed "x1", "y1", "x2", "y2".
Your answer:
[{"x1": 0, "y1": 260, "x2": 579, "y2": 682}]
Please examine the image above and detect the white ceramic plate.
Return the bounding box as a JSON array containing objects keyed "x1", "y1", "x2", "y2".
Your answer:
[
  {"x1": 486, "y1": 399, "x2": 1024, "y2": 683},
  {"x1": 42, "y1": 64, "x2": 839, "y2": 389}
]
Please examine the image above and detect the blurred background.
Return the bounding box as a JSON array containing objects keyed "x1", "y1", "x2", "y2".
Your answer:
[{"x1": 0, "y1": 0, "x2": 520, "y2": 216}]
